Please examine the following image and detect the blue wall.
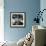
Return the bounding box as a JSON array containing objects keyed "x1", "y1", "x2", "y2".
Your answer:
[
  {"x1": 40, "y1": 0, "x2": 46, "y2": 27},
  {"x1": 4, "y1": 0, "x2": 40, "y2": 42}
]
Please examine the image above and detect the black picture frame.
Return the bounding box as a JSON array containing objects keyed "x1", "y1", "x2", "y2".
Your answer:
[{"x1": 10, "y1": 12, "x2": 26, "y2": 28}]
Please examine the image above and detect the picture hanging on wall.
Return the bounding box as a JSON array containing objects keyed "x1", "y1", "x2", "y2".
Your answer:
[{"x1": 10, "y1": 12, "x2": 26, "y2": 28}]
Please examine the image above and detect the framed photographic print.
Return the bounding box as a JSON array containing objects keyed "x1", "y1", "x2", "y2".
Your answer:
[{"x1": 10, "y1": 12, "x2": 26, "y2": 27}]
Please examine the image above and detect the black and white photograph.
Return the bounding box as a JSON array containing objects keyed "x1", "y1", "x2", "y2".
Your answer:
[{"x1": 10, "y1": 12, "x2": 25, "y2": 27}]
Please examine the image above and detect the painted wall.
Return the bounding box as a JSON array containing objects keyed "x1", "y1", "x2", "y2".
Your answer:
[
  {"x1": 4, "y1": 0, "x2": 40, "y2": 42},
  {"x1": 40, "y1": 0, "x2": 46, "y2": 27}
]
